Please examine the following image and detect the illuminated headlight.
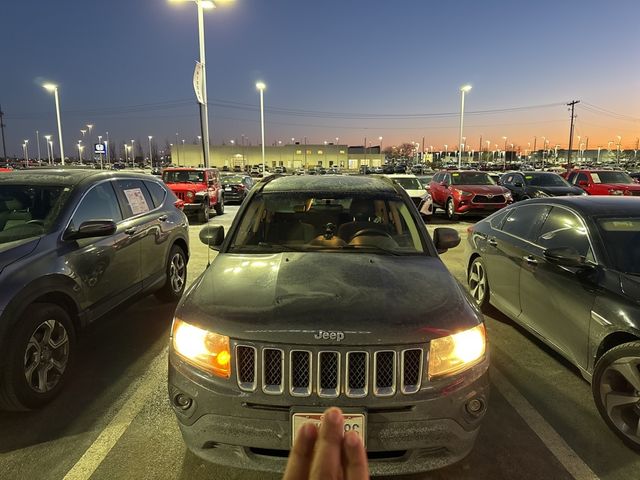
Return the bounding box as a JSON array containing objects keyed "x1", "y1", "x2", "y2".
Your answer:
[
  {"x1": 428, "y1": 324, "x2": 486, "y2": 379},
  {"x1": 608, "y1": 189, "x2": 624, "y2": 196},
  {"x1": 171, "y1": 318, "x2": 231, "y2": 378}
]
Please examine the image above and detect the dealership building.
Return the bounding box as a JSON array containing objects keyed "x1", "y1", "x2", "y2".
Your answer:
[{"x1": 169, "y1": 143, "x2": 384, "y2": 170}]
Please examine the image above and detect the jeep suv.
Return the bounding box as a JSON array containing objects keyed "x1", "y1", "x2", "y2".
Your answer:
[
  {"x1": 566, "y1": 169, "x2": 640, "y2": 196},
  {"x1": 430, "y1": 170, "x2": 512, "y2": 220},
  {"x1": 162, "y1": 167, "x2": 224, "y2": 222},
  {"x1": 169, "y1": 175, "x2": 489, "y2": 476}
]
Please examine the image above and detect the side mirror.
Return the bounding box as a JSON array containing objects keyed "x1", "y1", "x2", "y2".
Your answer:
[
  {"x1": 433, "y1": 227, "x2": 460, "y2": 253},
  {"x1": 578, "y1": 180, "x2": 588, "y2": 187},
  {"x1": 64, "y1": 220, "x2": 117, "y2": 241},
  {"x1": 200, "y1": 224, "x2": 225, "y2": 249},
  {"x1": 441, "y1": 182, "x2": 449, "y2": 188},
  {"x1": 543, "y1": 247, "x2": 589, "y2": 268}
]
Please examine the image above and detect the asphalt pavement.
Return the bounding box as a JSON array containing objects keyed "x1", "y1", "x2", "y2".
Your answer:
[{"x1": 0, "y1": 206, "x2": 638, "y2": 480}]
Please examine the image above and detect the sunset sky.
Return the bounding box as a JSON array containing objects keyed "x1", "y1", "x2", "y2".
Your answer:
[{"x1": 2, "y1": 0, "x2": 639, "y2": 157}]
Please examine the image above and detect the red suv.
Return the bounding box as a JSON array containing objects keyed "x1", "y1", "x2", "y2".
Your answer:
[
  {"x1": 162, "y1": 167, "x2": 224, "y2": 222},
  {"x1": 566, "y1": 169, "x2": 640, "y2": 196},
  {"x1": 429, "y1": 170, "x2": 512, "y2": 220}
]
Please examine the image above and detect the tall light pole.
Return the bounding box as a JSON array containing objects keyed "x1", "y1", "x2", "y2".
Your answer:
[
  {"x1": 36, "y1": 131, "x2": 41, "y2": 162},
  {"x1": 256, "y1": 81, "x2": 266, "y2": 174},
  {"x1": 44, "y1": 135, "x2": 52, "y2": 164},
  {"x1": 48, "y1": 140, "x2": 54, "y2": 164},
  {"x1": 169, "y1": 0, "x2": 233, "y2": 169},
  {"x1": 106, "y1": 131, "x2": 110, "y2": 165},
  {"x1": 78, "y1": 140, "x2": 83, "y2": 162},
  {"x1": 148, "y1": 135, "x2": 153, "y2": 167},
  {"x1": 23, "y1": 139, "x2": 29, "y2": 162},
  {"x1": 43, "y1": 83, "x2": 65, "y2": 165},
  {"x1": 131, "y1": 139, "x2": 135, "y2": 165},
  {"x1": 616, "y1": 135, "x2": 622, "y2": 168},
  {"x1": 458, "y1": 84, "x2": 472, "y2": 169}
]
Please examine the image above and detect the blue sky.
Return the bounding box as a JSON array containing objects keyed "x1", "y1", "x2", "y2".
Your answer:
[{"x1": 2, "y1": 0, "x2": 639, "y2": 157}]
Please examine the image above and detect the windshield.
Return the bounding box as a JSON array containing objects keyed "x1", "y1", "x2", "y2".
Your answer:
[
  {"x1": 221, "y1": 175, "x2": 245, "y2": 184},
  {"x1": 598, "y1": 217, "x2": 640, "y2": 273},
  {"x1": 162, "y1": 170, "x2": 204, "y2": 183},
  {"x1": 229, "y1": 192, "x2": 425, "y2": 254},
  {"x1": 393, "y1": 177, "x2": 422, "y2": 190},
  {"x1": 591, "y1": 171, "x2": 634, "y2": 184},
  {"x1": 525, "y1": 173, "x2": 571, "y2": 187},
  {"x1": 0, "y1": 185, "x2": 68, "y2": 244},
  {"x1": 451, "y1": 172, "x2": 495, "y2": 185}
]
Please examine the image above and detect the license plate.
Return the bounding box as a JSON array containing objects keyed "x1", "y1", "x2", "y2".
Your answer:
[
  {"x1": 291, "y1": 412, "x2": 366, "y2": 447},
  {"x1": 225, "y1": 187, "x2": 232, "y2": 191}
]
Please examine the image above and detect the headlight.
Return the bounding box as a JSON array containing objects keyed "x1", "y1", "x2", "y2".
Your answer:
[
  {"x1": 172, "y1": 318, "x2": 231, "y2": 378},
  {"x1": 186, "y1": 191, "x2": 195, "y2": 198},
  {"x1": 454, "y1": 189, "x2": 474, "y2": 197},
  {"x1": 428, "y1": 324, "x2": 486, "y2": 379},
  {"x1": 533, "y1": 190, "x2": 549, "y2": 198}
]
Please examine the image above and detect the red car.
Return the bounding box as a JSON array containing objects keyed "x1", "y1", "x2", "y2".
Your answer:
[
  {"x1": 162, "y1": 167, "x2": 224, "y2": 222},
  {"x1": 429, "y1": 170, "x2": 512, "y2": 220},
  {"x1": 565, "y1": 169, "x2": 640, "y2": 196}
]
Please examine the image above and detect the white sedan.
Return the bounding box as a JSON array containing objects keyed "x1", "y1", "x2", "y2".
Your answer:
[{"x1": 385, "y1": 174, "x2": 433, "y2": 221}]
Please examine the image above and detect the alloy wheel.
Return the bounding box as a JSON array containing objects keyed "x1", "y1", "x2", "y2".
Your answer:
[
  {"x1": 23, "y1": 320, "x2": 70, "y2": 393},
  {"x1": 169, "y1": 252, "x2": 186, "y2": 293},
  {"x1": 469, "y1": 260, "x2": 487, "y2": 305},
  {"x1": 598, "y1": 356, "x2": 640, "y2": 445}
]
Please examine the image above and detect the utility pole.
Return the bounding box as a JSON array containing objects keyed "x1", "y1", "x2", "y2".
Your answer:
[
  {"x1": 0, "y1": 104, "x2": 7, "y2": 161},
  {"x1": 566, "y1": 100, "x2": 580, "y2": 170},
  {"x1": 478, "y1": 135, "x2": 482, "y2": 168}
]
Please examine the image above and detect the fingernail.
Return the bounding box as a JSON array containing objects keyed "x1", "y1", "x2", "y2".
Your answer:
[
  {"x1": 326, "y1": 408, "x2": 342, "y2": 425},
  {"x1": 302, "y1": 423, "x2": 316, "y2": 438}
]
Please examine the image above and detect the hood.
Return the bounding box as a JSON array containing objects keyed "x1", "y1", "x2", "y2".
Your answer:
[
  {"x1": 531, "y1": 186, "x2": 584, "y2": 196},
  {"x1": 178, "y1": 252, "x2": 481, "y2": 346},
  {"x1": 0, "y1": 237, "x2": 41, "y2": 273},
  {"x1": 405, "y1": 188, "x2": 427, "y2": 198},
  {"x1": 166, "y1": 182, "x2": 206, "y2": 191},
  {"x1": 455, "y1": 184, "x2": 508, "y2": 195}
]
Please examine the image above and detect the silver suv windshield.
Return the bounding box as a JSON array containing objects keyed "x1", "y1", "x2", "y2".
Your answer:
[
  {"x1": 0, "y1": 185, "x2": 68, "y2": 244},
  {"x1": 228, "y1": 192, "x2": 425, "y2": 255}
]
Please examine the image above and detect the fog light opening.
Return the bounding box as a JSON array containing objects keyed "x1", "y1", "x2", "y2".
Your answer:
[
  {"x1": 174, "y1": 393, "x2": 193, "y2": 410},
  {"x1": 466, "y1": 397, "x2": 485, "y2": 417}
]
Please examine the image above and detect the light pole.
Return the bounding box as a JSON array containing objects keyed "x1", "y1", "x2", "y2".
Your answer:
[
  {"x1": 106, "y1": 131, "x2": 110, "y2": 165},
  {"x1": 148, "y1": 135, "x2": 153, "y2": 167},
  {"x1": 23, "y1": 139, "x2": 29, "y2": 162},
  {"x1": 44, "y1": 135, "x2": 52, "y2": 164},
  {"x1": 78, "y1": 140, "x2": 83, "y2": 162},
  {"x1": 36, "y1": 131, "x2": 41, "y2": 162},
  {"x1": 131, "y1": 139, "x2": 135, "y2": 165},
  {"x1": 458, "y1": 84, "x2": 472, "y2": 169},
  {"x1": 169, "y1": 0, "x2": 233, "y2": 169},
  {"x1": 43, "y1": 83, "x2": 65, "y2": 165},
  {"x1": 48, "y1": 140, "x2": 54, "y2": 164},
  {"x1": 502, "y1": 136, "x2": 508, "y2": 171},
  {"x1": 616, "y1": 135, "x2": 622, "y2": 167},
  {"x1": 256, "y1": 81, "x2": 266, "y2": 174}
]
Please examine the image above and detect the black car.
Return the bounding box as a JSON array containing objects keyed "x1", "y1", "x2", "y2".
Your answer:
[
  {"x1": 0, "y1": 169, "x2": 189, "y2": 411},
  {"x1": 500, "y1": 171, "x2": 584, "y2": 201},
  {"x1": 220, "y1": 174, "x2": 254, "y2": 203},
  {"x1": 169, "y1": 175, "x2": 489, "y2": 475},
  {"x1": 466, "y1": 197, "x2": 640, "y2": 450}
]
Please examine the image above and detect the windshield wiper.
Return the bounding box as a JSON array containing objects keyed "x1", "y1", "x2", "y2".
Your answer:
[
  {"x1": 624, "y1": 272, "x2": 640, "y2": 277},
  {"x1": 229, "y1": 242, "x2": 308, "y2": 252}
]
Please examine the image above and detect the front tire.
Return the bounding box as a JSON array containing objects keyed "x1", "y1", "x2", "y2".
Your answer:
[
  {"x1": 198, "y1": 202, "x2": 210, "y2": 223},
  {"x1": 155, "y1": 245, "x2": 188, "y2": 303},
  {"x1": 468, "y1": 257, "x2": 491, "y2": 312},
  {"x1": 446, "y1": 198, "x2": 458, "y2": 221},
  {"x1": 592, "y1": 341, "x2": 640, "y2": 451},
  {"x1": 0, "y1": 303, "x2": 75, "y2": 411}
]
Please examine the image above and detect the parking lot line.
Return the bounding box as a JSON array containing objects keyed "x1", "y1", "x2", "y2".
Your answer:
[
  {"x1": 491, "y1": 367, "x2": 599, "y2": 480},
  {"x1": 62, "y1": 348, "x2": 167, "y2": 480}
]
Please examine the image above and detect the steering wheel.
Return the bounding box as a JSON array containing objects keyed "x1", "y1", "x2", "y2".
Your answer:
[{"x1": 351, "y1": 228, "x2": 393, "y2": 240}]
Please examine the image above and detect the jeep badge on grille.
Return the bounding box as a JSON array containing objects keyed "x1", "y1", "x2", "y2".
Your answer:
[{"x1": 314, "y1": 330, "x2": 345, "y2": 342}]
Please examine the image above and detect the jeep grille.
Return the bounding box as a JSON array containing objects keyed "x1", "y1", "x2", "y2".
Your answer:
[{"x1": 235, "y1": 344, "x2": 424, "y2": 398}]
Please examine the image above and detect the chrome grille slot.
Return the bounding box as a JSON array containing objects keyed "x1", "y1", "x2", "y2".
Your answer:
[
  {"x1": 401, "y1": 349, "x2": 423, "y2": 394},
  {"x1": 374, "y1": 351, "x2": 396, "y2": 396},
  {"x1": 236, "y1": 345, "x2": 257, "y2": 391},
  {"x1": 262, "y1": 348, "x2": 284, "y2": 395},
  {"x1": 346, "y1": 351, "x2": 369, "y2": 398},
  {"x1": 289, "y1": 350, "x2": 312, "y2": 397},
  {"x1": 318, "y1": 351, "x2": 340, "y2": 398}
]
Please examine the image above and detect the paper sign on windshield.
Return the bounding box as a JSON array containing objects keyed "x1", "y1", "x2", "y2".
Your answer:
[
  {"x1": 123, "y1": 188, "x2": 150, "y2": 215},
  {"x1": 591, "y1": 173, "x2": 601, "y2": 183}
]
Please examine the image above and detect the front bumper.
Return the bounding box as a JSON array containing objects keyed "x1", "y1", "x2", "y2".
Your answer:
[
  {"x1": 182, "y1": 202, "x2": 204, "y2": 212},
  {"x1": 456, "y1": 201, "x2": 509, "y2": 215},
  {"x1": 169, "y1": 351, "x2": 489, "y2": 476}
]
